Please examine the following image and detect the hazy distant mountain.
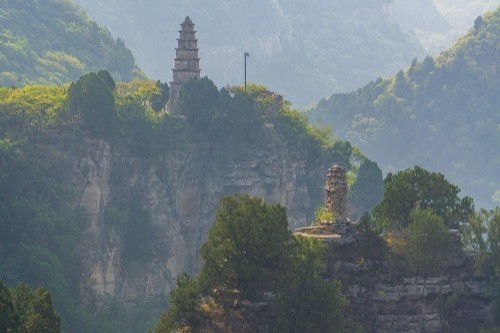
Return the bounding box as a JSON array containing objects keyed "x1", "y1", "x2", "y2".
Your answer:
[
  {"x1": 71, "y1": 0, "x2": 427, "y2": 107},
  {"x1": 0, "y1": 0, "x2": 144, "y2": 86},
  {"x1": 392, "y1": 0, "x2": 499, "y2": 54},
  {"x1": 310, "y1": 7, "x2": 500, "y2": 209}
]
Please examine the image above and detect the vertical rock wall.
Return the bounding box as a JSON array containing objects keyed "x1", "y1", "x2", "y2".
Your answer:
[{"x1": 67, "y1": 136, "x2": 330, "y2": 307}]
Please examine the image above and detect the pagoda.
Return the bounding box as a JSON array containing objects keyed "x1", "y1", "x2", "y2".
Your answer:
[{"x1": 169, "y1": 16, "x2": 201, "y2": 112}]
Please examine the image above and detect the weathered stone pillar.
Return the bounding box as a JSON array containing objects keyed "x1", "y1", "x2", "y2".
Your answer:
[{"x1": 325, "y1": 165, "x2": 347, "y2": 222}]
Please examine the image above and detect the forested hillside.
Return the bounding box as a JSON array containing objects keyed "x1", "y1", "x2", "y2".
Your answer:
[
  {"x1": 0, "y1": 0, "x2": 144, "y2": 86},
  {"x1": 72, "y1": 0, "x2": 426, "y2": 106},
  {"x1": 310, "y1": 7, "x2": 500, "y2": 209}
]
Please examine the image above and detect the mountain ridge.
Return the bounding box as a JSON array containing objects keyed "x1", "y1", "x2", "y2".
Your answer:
[
  {"x1": 0, "y1": 0, "x2": 144, "y2": 86},
  {"x1": 310, "y1": 7, "x2": 500, "y2": 209}
]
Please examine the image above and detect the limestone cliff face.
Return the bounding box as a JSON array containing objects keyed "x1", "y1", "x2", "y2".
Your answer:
[{"x1": 67, "y1": 135, "x2": 328, "y2": 306}]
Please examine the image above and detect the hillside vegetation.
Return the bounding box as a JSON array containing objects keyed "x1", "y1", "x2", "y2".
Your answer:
[
  {"x1": 0, "y1": 72, "x2": 383, "y2": 331},
  {"x1": 310, "y1": 7, "x2": 500, "y2": 209},
  {"x1": 0, "y1": 0, "x2": 144, "y2": 86},
  {"x1": 72, "y1": 0, "x2": 426, "y2": 106}
]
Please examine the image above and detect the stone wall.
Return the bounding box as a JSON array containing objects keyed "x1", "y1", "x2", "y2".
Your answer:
[{"x1": 323, "y1": 232, "x2": 494, "y2": 333}]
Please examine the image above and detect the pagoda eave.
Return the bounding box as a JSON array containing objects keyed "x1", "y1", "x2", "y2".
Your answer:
[
  {"x1": 174, "y1": 57, "x2": 201, "y2": 61},
  {"x1": 172, "y1": 68, "x2": 201, "y2": 72},
  {"x1": 175, "y1": 47, "x2": 199, "y2": 51}
]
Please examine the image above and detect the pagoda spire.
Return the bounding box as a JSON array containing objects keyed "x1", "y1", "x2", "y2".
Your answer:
[{"x1": 169, "y1": 16, "x2": 201, "y2": 113}]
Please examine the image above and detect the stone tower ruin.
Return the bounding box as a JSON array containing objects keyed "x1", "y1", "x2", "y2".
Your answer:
[
  {"x1": 169, "y1": 16, "x2": 201, "y2": 112},
  {"x1": 325, "y1": 165, "x2": 348, "y2": 222}
]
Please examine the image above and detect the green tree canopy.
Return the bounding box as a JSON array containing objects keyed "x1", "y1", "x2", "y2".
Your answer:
[
  {"x1": 151, "y1": 80, "x2": 170, "y2": 112},
  {"x1": 463, "y1": 207, "x2": 500, "y2": 276},
  {"x1": 374, "y1": 166, "x2": 474, "y2": 230},
  {"x1": 0, "y1": 282, "x2": 61, "y2": 333},
  {"x1": 274, "y1": 236, "x2": 345, "y2": 333},
  {"x1": 155, "y1": 273, "x2": 201, "y2": 333},
  {"x1": 156, "y1": 195, "x2": 346, "y2": 332},
  {"x1": 399, "y1": 208, "x2": 453, "y2": 276},
  {"x1": 0, "y1": 282, "x2": 17, "y2": 332},
  {"x1": 463, "y1": 207, "x2": 500, "y2": 324},
  {"x1": 349, "y1": 158, "x2": 384, "y2": 214},
  {"x1": 179, "y1": 77, "x2": 220, "y2": 130},
  {"x1": 67, "y1": 70, "x2": 117, "y2": 138},
  {"x1": 199, "y1": 194, "x2": 291, "y2": 295}
]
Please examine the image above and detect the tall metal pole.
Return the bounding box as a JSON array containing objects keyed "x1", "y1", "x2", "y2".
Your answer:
[{"x1": 244, "y1": 52, "x2": 249, "y2": 91}]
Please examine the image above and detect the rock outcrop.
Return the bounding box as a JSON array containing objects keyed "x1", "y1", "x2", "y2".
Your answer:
[
  {"x1": 295, "y1": 165, "x2": 494, "y2": 333},
  {"x1": 324, "y1": 233, "x2": 494, "y2": 333},
  {"x1": 56, "y1": 132, "x2": 332, "y2": 309}
]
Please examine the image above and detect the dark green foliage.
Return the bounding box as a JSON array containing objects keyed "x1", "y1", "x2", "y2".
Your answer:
[
  {"x1": 463, "y1": 208, "x2": 500, "y2": 324},
  {"x1": 356, "y1": 212, "x2": 380, "y2": 253},
  {"x1": 83, "y1": 294, "x2": 161, "y2": 333},
  {"x1": 481, "y1": 328, "x2": 500, "y2": 333},
  {"x1": 494, "y1": 282, "x2": 500, "y2": 326},
  {"x1": 475, "y1": 15, "x2": 485, "y2": 31},
  {"x1": 179, "y1": 78, "x2": 266, "y2": 146},
  {"x1": 155, "y1": 273, "x2": 201, "y2": 333},
  {"x1": 157, "y1": 195, "x2": 345, "y2": 332},
  {"x1": 116, "y1": 102, "x2": 156, "y2": 155},
  {"x1": 0, "y1": 282, "x2": 61, "y2": 333},
  {"x1": 274, "y1": 236, "x2": 345, "y2": 333},
  {"x1": 374, "y1": 166, "x2": 474, "y2": 230},
  {"x1": 67, "y1": 71, "x2": 118, "y2": 138},
  {"x1": 350, "y1": 159, "x2": 384, "y2": 215},
  {"x1": 0, "y1": 0, "x2": 143, "y2": 86},
  {"x1": 462, "y1": 208, "x2": 500, "y2": 274},
  {"x1": 400, "y1": 208, "x2": 453, "y2": 276},
  {"x1": 151, "y1": 81, "x2": 170, "y2": 112},
  {"x1": 179, "y1": 77, "x2": 220, "y2": 130},
  {"x1": 200, "y1": 194, "x2": 291, "y2": 295},
  {"x1": 0, "y1": 141, "x2": 87, "y2": 331},
  {"x1": 330, "y1": 141, "x2": 356, "y2": 169},
  {"x1": 215, "y1": 89, "x2": 265, "y2": 144},
  {"x1": 310, "y1": 7, "x2": 500, "y2": 209},
  {"x1": 0, "y1": 282, "x2": 17, "y2": 332}
]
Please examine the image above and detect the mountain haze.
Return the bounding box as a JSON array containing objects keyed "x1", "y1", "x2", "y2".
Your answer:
[
  {"x1": 72, "y1": 0, "x2": 426, "y2": 107},
  {"x1": 310, "y1": 7, "x2": 500, "y2": 209},
  {"x1": 392, "y1": 0, "x2": 499, "y2": 54}
]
